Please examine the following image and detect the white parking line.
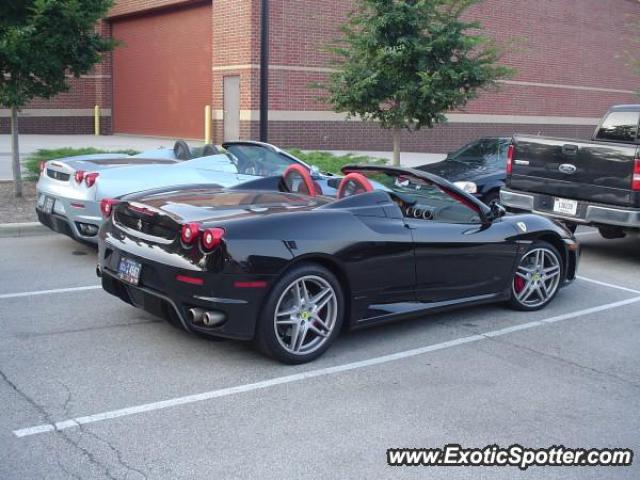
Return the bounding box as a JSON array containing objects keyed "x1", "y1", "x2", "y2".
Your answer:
[
  {"x1": 0, "y1": 285, "x2": 101, "y2": 300},
  {"x1": 13, "y1": 295, "x2": 640, "y2": 439},
  {"x1": 577, "y1": 276, "x2": 640, "y2": 295}
]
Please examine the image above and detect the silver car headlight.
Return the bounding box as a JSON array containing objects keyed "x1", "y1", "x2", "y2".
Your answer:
[{"x1": 454, "y1": 181, "x2": 478, "y2": 194}]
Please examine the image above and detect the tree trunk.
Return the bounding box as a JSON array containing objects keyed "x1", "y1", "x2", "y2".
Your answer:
[
  {"x1": 392, "y1": 127, "x2": 401, "y2": 166},
  {"x1": 11, "y1": 107, "x2": 23, "y2": 198}
]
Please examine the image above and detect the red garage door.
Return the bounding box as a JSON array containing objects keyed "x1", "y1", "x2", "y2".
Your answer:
[{"x1": 112, "y1": 3, "x2": 212, "y2": 138}]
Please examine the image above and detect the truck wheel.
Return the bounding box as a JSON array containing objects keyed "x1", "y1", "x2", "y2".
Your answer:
[
  {"x1": 509, "y1": 241, "x2": 563, "y2": 311},
  {"x1": 255, "y1": 263, "x2": 344, "y2": 364}
]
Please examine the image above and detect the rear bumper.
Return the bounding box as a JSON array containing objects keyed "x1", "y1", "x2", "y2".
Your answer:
[
  {"x1": 36, "y1": 188, "x2": 102, "y2": 242},
  {"x1": 500, "y1": 188, "x2": 640, "y2": 229},
  {"x1": 99, "y1": 241, "x2": 270, "y2": 340}
]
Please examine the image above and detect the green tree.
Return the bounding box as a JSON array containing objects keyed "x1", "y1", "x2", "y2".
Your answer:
[
  {"x1": 1, "y1": 0, "x2": 115, "y2": 197},
  {"x1": 324, "y1": 0, "x2": 514, "y2": 165}
]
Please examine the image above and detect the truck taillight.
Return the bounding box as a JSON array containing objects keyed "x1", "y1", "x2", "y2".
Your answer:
[
  {"x1": 632, "y1": 157, "x2": 640, "y2": 191},
  {"x1": 506, "y1": 144, "x2": 514, "y2": 175},
  {"x1": 39, "y1": 161, "x2": 46, "y2": 174}
]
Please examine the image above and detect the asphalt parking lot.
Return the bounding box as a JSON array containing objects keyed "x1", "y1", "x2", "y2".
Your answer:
[{"x1": 0, "y1": 229, "x2": 638, "y2": 479}]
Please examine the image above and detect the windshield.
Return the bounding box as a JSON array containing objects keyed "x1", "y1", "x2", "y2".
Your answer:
[
  {"x1": 447, "y1": 138, "x2": 508, "y2": 168},
  {"x1": 224, "y1": 144, "x2": 298, "y2": 176}
]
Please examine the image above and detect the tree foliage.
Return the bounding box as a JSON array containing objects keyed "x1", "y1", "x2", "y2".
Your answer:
[
  {"x1": 1, "y1": 0, "x2": 115, "y2": 196},
  {"x1": 324, "y1": 0, "x2": 515, "y2": 133},
  {"x1": 0, "y1": 0, "x2": 115, "y2": 108}
]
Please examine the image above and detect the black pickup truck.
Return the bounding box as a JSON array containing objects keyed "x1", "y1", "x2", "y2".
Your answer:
[{"x1": 500, "y1": 104, "x2": 640, "y2": 238}]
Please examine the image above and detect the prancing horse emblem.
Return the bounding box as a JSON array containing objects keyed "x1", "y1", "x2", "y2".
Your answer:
[{"x1": 137, "y1": 219, "x2": 143, "y2": 230}]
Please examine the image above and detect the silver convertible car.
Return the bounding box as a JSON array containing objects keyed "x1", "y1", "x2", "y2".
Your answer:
[{"x1": 36, "y1": 141, "x2": 337, "y2": 244}]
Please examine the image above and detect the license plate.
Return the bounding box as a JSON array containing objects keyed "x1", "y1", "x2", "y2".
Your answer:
[
  {"x1": 553, "y1": 197, "x2": 578, "y2": 216},
  {"x1": 43, "y1": 196, "x2": 55, "y2": 214},
  {"x1": 117, "y1": 257, "x2": 142, "y2": 286}
]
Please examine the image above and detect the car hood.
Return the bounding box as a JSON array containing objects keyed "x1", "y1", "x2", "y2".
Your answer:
[
  {"x1": 124, "y1": 188, "x2": 329, "y2": 224},
  {"x1": 418, "y1": 159, "x2": 501, "y2": 182}
]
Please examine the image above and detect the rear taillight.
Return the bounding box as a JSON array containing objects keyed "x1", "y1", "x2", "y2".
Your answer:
[
  {"x1": 506, "y1": 144, "x2": 514, "y2": 175},
  {"x1": 201, "y1": 227, "x2": 225, "y2": 251},
  {"x1": 75, "y1": 170, "x2": 85, "y2": 183},
  {"x1": 84, "y1": 172, "x2": 99, "y2": 187},
  {"x1": 181, "y1": 222, "x2": 201, "y2": 244},
  {"x1": 39, "y1": 161, "x2": 46, "y2": 174},
  {"x1": 100, "y1": 198, "x2": 120, "y2": 218},
  {"x1": 632, "y1": 157, "x2": 640, "y2": 191}
]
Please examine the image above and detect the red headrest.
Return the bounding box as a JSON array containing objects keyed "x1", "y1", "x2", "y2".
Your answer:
[
  {"x1": 282, "y1": 164, "x2": 317, "y2": 197},
  {"x1": 337, "y1": 172, "x2": 374, "y2": 199}
]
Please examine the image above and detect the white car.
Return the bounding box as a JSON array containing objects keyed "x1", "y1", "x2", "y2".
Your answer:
[{"x1": 36, "y1": 141, "x2": 336, "y2": 243}]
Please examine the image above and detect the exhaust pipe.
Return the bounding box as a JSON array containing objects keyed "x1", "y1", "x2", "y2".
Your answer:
[
  {"x1": 202, "y1": 311, "x2": 226, "y2": 327},
  {"x1": 187, "y1": 307, "x2": 205, "y2": 324}
]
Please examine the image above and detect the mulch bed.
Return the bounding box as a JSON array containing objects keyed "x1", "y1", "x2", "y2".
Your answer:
[{"x1": 0, "y1": 181, "x2": 38, "y2": 224}]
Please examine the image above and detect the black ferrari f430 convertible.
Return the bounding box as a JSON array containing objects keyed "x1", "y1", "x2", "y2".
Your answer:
[{"x1": 97, "y1": 165, "x2": 580, "y2": 363}]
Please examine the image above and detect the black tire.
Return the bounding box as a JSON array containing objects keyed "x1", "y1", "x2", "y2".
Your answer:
[
  {"x1": 254, "y1": 263, "x2": 344, "y2": 364},
  {"x1": 508, "y1": 240, "x2": 563, "y2": 312}
]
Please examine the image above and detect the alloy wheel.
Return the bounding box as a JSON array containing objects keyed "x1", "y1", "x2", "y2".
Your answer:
[
  {"x1": 273, "y1": 275, "x2": 338, "y2": 355},
  {"x1": 513, "y1": 247, "x2": 561, "y2": 308}
]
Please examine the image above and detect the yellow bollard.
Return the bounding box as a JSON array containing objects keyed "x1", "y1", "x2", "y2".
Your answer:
[
  {"x1": 94, "y1": 105, "x2": 101, "y2": 136},
  {"x1": 204, "y1": 105, "x2": 212, "y2": 144}
]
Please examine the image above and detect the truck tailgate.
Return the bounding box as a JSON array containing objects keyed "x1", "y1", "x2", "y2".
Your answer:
[{"x1": 509, "y1": 135, "x2": 639, "y2": 208}]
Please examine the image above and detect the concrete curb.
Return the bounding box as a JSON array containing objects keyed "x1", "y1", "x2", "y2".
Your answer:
[{"x1": 0, "y1": 222, "x2": 52, "y2": 238}]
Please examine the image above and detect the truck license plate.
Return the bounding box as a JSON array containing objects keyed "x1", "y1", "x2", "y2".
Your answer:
[
  {"x1": 553, "y1": 197, "x2": 578, "y2": 216},
  {"x1": 117, "y1": 257, "x2": 142, "y2": 286}
]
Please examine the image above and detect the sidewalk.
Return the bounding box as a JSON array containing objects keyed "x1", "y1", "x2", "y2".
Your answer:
[{"x1": 0, "y1": 134, "x2": 444, "y2": 180}]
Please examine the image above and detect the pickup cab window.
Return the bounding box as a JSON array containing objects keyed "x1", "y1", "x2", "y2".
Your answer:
[{"x1": 595, "y1": 111, "x2": 639, "y2": 143}]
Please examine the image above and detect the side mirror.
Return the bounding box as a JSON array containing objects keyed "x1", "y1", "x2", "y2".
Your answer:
[{"x1": 488, "y1": 201, "x2": 506, "y2": 220}]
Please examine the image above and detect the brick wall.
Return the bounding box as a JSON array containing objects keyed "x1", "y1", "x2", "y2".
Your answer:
[
  {"x1": 266, "y1": 121, "x2": 597, "y2": 152},
  {"x1": 256, "y1": 0, "x2": 640, "y2": 151},
  {"x1": 3, "y1": 0, "x2": 639, "y2": 154}
]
